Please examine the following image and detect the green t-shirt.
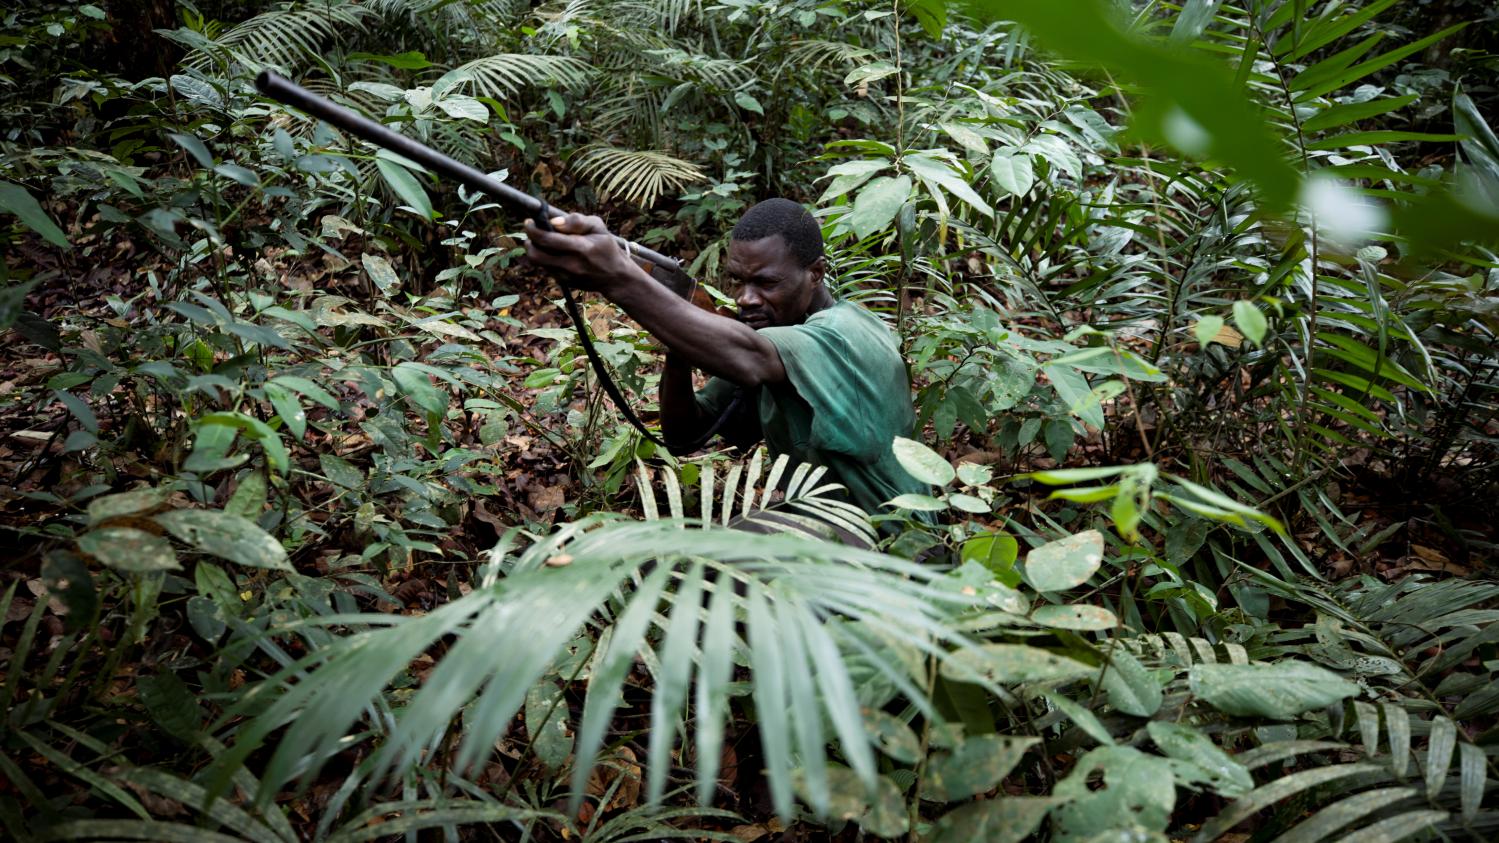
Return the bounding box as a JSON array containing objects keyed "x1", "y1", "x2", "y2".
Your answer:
[{"x1": 694, "y1": 301, "x2": 927, "y2": 517}]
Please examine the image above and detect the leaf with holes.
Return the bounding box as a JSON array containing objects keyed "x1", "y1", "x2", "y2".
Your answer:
[{"x1": 922, "y1": 735, "x2": 1039, "y2": 802}]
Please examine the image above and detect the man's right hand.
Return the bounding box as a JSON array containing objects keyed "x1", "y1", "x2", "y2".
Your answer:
[{"x1": 523, "y1": 214, "x2": 649, "y2": 294}]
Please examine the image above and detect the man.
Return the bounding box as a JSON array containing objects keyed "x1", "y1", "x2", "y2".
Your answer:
[{"x1": 524, "y1": 198, "x2": 925, "y2": 519}]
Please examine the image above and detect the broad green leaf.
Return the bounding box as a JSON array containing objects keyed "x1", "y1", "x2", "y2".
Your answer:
[
  {"x1": 990, "y1": 150, "x2": 1036, "y2": 197},
  {"x1": 1231, "y1": 300, "x2": 1267, "y2": 345},
  {"x1": 891, "y1": 436, "x2": 955, "y2": 486},
  {"x1": 1052, "y1": 746, "x2": 1175, "y2": 841},
  {"x1": 391, "y1": 363, "x2": 449, "y2": 416},
  {"x1": 87, "y1": 487, "x2": 170, "y2": 527},
  {"x1": 225, "y1": 471, "x2": 267, "y2": 521},
  {"x1": 942, "y1": 643, "x2": 1094, "y2": 684},
  {"x1": 862, "y1": 710, "x2": 921, "y2": 764},
  {"x1": 887, "y1": 493, "x2": 948, "y2": 512},
  {"x1": 928, "y1": 797, "x2": 1057, "y2": 843},
  {"x1": 154, "y1": 509, "x2": 292, "y2": 571},
  {"x1": 1024, "y1": 529, "x2": 1104, "y2": 592},
  {"x1": 0, "y1": 180, "x2": 70, "y2": 248},
  {"x1": 362, "y1": 253, "x2": 402, "y2": 296},
  {"x1": 1189, "y1": 661, "x2": 1358, "y2": 719},
  {"x1": 848, "y1": 175, "x2": 911, "y2": 239},
  {"x1": 733, "y1": 91, "x2": 764, "y2": 115},
  {"x1": 922, "y1": 735, "x2": 1038, "y2": 801},
  {"x1": 78, "y1": 527, "x2": 179, "y2": 572},
  {"x1": 525, "y1": 680, "x2": 573, "y2": 770},
  {"x1": 1031, "y1": 604, "x2": 1117, "y2": 631},
  {"x1": 1147, "y1": 721, "x2": 1252, "y2": 797},
  {"x1": 1195, "y1": 314, "x2": 1225, "y2": 348},
  {"x1": 376, "y1": 152, "x2": 436, "y2": 220}
]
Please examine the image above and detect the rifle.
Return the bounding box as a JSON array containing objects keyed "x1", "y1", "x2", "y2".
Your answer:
[{"x1": 254, "y1": 70, "x2": 743, "y2": 450}]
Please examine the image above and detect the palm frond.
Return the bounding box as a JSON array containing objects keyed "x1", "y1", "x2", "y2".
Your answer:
[
  {"x1": 185, "y1": 2, "x2": 375, "y2": 74},
  {"x1": 634, "y1": 449, "x2": 878, "y2": 548},
  {"x1": 782, "y1": 39, "x2": 877, "y2": 73},
  {"x1": 208, "y1": 519, "x2": 986, "y2": 823},
  {"x1": 572, "y1": 145, "x2": 706, "y2": 208},
  {"x1": 453, "y1": 53, "x2": 593, "y2": 100}
]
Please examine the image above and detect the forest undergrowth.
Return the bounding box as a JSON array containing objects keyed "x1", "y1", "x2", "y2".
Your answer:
[{"x1": 2, "y1": 1, "x2": 1499, "y2": 841}]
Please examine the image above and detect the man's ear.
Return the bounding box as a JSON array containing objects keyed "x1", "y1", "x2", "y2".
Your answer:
[{"x1": 807, "y1": 255, "x2": 828, "y2": 286}]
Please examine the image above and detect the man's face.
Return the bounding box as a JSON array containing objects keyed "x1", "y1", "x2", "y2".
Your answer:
[{"x1": 723, "y1": 235, "x2": 825, "y2": 329}]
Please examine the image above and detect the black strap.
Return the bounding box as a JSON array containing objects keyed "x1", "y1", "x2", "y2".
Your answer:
[
  {"x1": 558, "y1": 282, "x2": 668, "y2": 446},
  {"x1": 534, "y1": 195, "x2": 739, "y2": 452}
]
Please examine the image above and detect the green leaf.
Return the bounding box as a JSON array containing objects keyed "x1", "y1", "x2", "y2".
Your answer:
[
  {"x1": 887, "y1": 493, "x2": 948, "y2": 512},
  {"x1": 942, "y1": 643, "x2": 1094, "y2": 685},
  {"x1": 525, "y1": 680, "x2": 573, "y2": 770},
  {"x1": 1302, "y1": 94, "x2": 1419, "y2": 133},
  {"x1": 263, "y1": 383, "x2": 306, "y2": 441},
  {"x1": 1189, "y1": 661, "x2": 1359, "y2": 719},
  {"x1": 863, "y1": 710, "x2": 921, "y2": 764},
  {"x1": 848, "y1": 175, "x2": 911, "y2": 239},
  {"x1": 969, "y1": 0, "x2": 1299, "y2": 207},
  {"x1": 376, "y1": 152, "x2": 436, "y2": 220},
  {"x1": 1031, "y1": 604, "x2": 1117, "y2": 631},
  {"x1": 167, "y1": 131, "x2": 214, "y2": 168},
  {"x1": 225, "y1": 471, "x2": 267, "y2": 520},
  {"x1": 78, "y1": 527, "x2": 180, "y2": 572},
  {"x1": 362, "y1": 253, "x2": 402, "y2": 296},
  {"x1": 153, "y1": 509, "x2": 291, "y2": 571},
  {"x1": 922, "y1": 735, "x2": 1039, "y2": 802},
  {"x1": 1231, "y1": 300, "x2": 1267, "y2": 345},
  {"x1": 989, "y1": 149, "x2": 1035, "y2": 197},
  {"x1": 1170, "y1": 0, "x2": 1222, "y2": 44},
  {"x1": 947, "y1": 492, "x2": 990, "y2": 513},
  {"x1": 0, "y1": 180, "x2": 70, "y2": 248},
  {"x1": 1147, "y1": 721, "x2": 1252, "y2": 797},
  {"x1": 929, "y1": 797, "x2": 1057, "y2": 843},
  {"x1": 348, "y1": 50, "x2": 432, "y2": 69},
  {"x1": 87, "y1": 487, "x2": 170, "y2": 527},
  {"x1": 1028, "y1": 466, "x2": 1129, "y2": 484},
  {"x1": 1052, "y1": 746, "x2": 1175, "y2": 840},
  {"x1": 1194, "y1": 314, "x2": 1225, "y2": 348},
  {"x1": 733, "y1": 91, "x2": 764, "y2": 115},
  {"x1": 391, "y1": 363, "x2": 449, "y2": 416},
  {"x1": 138, "y1": 671, "x2": 202, "y2": 742},
  {"x1": 1024, "y1": 529, "x2": 1104, "y2": 592},
  {"x1": 891, "y1": 436, "x2": 955, "y2": 486},
  {"x1": 1099, "y1": 647, "x2": 1161, "y2": 716}
]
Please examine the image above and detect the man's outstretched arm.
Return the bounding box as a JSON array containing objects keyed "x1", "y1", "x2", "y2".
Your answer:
[{"x1": 523, "y1": 214, "x2": 786, "y2": 388}]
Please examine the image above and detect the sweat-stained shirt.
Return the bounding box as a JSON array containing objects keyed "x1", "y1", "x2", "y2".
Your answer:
[{"x1": 692, "y1": 301, "x2": 928, "y2": 518}]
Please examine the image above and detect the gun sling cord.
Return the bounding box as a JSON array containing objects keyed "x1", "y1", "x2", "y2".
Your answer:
[{"x1": 533, "y1": 201, "x2": 747, "y2": 453}]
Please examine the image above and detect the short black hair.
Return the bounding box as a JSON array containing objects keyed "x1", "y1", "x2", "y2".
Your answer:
[{"x1": 730, "y1": 198, "x2": 824, "y2": 268}]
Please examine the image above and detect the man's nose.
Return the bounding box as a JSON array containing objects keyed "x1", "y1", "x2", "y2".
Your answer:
[{"x1": 736, "y1": 285, "x2": 762, "y2": 308}]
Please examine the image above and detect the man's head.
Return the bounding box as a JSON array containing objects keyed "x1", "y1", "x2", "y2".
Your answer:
[{"x1": 725, "y1": 199, "x2": 828, "y2": 329}]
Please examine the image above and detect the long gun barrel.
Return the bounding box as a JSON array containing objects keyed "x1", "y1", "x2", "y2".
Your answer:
[{"x1": 253, "y1": 70, "x2": 693, "y2": 297}]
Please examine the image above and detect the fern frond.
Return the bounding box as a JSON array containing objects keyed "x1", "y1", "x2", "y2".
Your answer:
[{"x1": 572, "y1": 145, "x2": 706, "y2": 207}]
